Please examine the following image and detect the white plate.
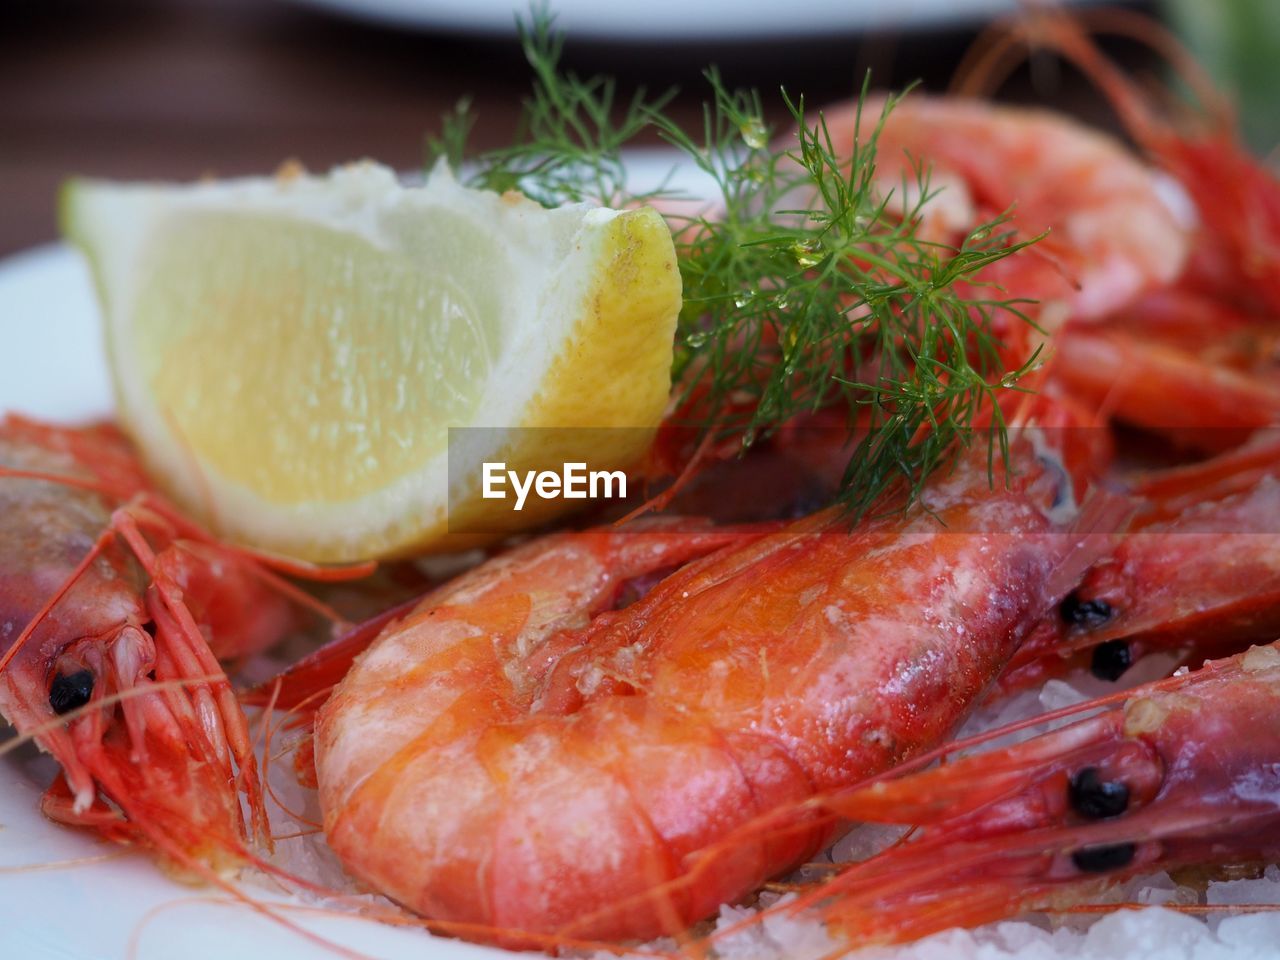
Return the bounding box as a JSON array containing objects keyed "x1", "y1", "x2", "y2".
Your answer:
[
  {"x1": 281, "y1": 0, "x2": 1089, "y2": 40},
  {"x1": 0, "y1": 245, "x2": 518, "y2": 960}
]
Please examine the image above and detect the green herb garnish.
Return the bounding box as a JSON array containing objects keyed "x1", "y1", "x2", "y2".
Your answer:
[{"x1": 430, "y1": 7, "x2": 1039, "y2": 516}]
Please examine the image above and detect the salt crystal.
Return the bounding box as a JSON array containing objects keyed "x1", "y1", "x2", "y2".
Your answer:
[{"x1": 1207, "y1": 865, "x2": 1280, "y2": 907}]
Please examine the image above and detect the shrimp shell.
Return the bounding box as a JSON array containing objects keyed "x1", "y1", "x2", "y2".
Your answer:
[{"x1": 314, "y1": 441, "x2": 1114, "y2": 943}]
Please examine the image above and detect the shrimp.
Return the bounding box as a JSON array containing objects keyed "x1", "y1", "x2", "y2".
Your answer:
[
  {"x1": 947, "y1": 9, "x2": 1280, "y2": 400},
  {"x1": 0, "y1": 416, "x2": 345, "y2": 875},
  {"x1": 821, "y1": 92, "x2": 1188, "y2": 324},
  {"x1": 1050, "y1": 279, "x2": 1280, "y2": 454},
  {"x1": 908, "y1": 10, "x2": 1280, "y2": 459},
  {"x1": 1000, "y1": 433, "x2": 1280, "y2": 691},
  {"x1": 1052, "y1": 322, "x2": 1280, "y2": 454},
  {"x1": 831, "y1": 88, "x2": 1280, "y2": 457},
  {"x1": 810, "y1": 91, "x2": 1252, "y2": 469},
  {"x1": 311, "y1": 432, "x2": 1116, "y2": 944},
  {"x1": 766, "y1": 640, "x2": 1280, "y2": 947},
  {"x1": 998, "y1": 8, "x2": 1280, "y2": 318}
]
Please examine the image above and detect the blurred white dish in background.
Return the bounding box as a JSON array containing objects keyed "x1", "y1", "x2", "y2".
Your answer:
[{"x1": 280, "y1": 0, "x2": 1093, "y2": 40}]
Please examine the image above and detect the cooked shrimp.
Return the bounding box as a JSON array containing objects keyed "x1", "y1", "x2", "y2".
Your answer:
[
  {"x1": 312, "y1": 432, "x2": 1114, "y2": 944},
  {"x1": 0, "y1": 416, "x2": 345, "y2": 875},
  {"x1": 1052, "y1": 325, "x2": 1280, "y2": 454},
  {"x1": 821, "y1": 93, "x2": 1188, "y2": 322},
  {"x1": 999, "y1": 8, "x2": 1280, "y2": 317},
  {"x1": 1000, "y1": 432, "x2": 1280, "y2": 691},
  {"x1": 833, "y1": 91, "x2": 1278, "y2": 456},
  {"x1": 923, "y1": 10, "x2": 1280, "y2": 455},
  {"x1": 1050, "y1": 283, "x2": 1280, "y2": 453},
  {"x1": 773, "y1": 641, "x2": 1280, "y2": 946}
]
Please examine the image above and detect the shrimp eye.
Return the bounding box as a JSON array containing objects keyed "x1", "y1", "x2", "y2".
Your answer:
[
  {"x1": 1069, "y1": 766, "x2": 1129, "y2": 819},
  {"x1": 1070, "y1": 842, "x2": 1136, "y2": 873},
  {"x1": 1060, "y1": 592, "x2": 1114, "y2": 628},
  {"x1": 1090, "y1": 640, "x2": 1132, "y2": 681},
  {"x1": 49, "y1": 669, "x2": 95, "y2": 715}
]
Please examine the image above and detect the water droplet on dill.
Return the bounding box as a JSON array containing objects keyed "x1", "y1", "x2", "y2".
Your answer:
[
  {"x1": 739, "y1": 117, "x2": 768, "y2": 149},
  {"x1": 792, "y1": 240, "x2": 822, "y2": 268}
]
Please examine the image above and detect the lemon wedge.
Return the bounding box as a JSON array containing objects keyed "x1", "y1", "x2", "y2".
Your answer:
[{"x1": 62, "y1": 162, "x2": 680, "y2": 561}]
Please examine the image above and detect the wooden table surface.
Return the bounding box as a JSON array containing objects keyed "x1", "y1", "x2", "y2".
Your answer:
[{"x1": 1, "y1": 0, "x2": 1159, "y2": 259}]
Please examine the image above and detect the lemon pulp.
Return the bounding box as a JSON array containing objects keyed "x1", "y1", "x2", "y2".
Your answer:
[{"x1": 135, "y1": 211, "x2": 497, "y2": 503}]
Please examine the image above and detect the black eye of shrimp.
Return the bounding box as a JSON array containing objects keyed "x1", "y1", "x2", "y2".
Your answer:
[
  {"x1": 1090, "y1": 639, "x2": 1133, "y2": 681},
  {"x1": 1060, "y1": 592, "x2": 1114, "y2": 629},
  {"x1": 1069, "y1": 766, "x2": 1130, "y2": 819},
  {"x1": 49, "y1": 669, "x2": 95, "y2": 715},
  {"x1": 1071, "y1": 842, "x2": 1136, "y2": 873}
]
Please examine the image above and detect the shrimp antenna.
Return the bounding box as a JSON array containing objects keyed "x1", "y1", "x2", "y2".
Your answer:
[{"x1": 951, "y1": 7, "x2": 1229, "y2": 134}]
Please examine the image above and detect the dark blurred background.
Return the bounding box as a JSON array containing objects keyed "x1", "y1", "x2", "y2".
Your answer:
[{"x1": 2, "y1": 0, "x2": 1274, "y2": 258}]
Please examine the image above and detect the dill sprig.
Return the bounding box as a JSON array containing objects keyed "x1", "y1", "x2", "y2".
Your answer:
[
  {"x1": 432, "y1": 14, "x2": 673, "y2": 208},
  {"x1": 429, "y1": 8, "x2": 1040, "y2": 515}
]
